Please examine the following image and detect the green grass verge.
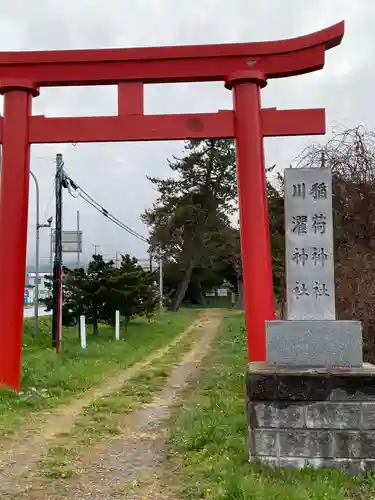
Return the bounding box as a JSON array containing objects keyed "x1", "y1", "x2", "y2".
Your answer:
[
  {"x1": 0, "y1": 310, "x2": 197, "y2": 435},
  {"x1": 38, "y1": 323, "x2": 203, "y2": 480},
  {"x1": 168, "y1": 313, "x2": 375, "y2": 500}
]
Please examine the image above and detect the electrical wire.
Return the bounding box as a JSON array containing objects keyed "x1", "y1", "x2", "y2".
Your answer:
[{"x1": 62, "y1": 171, "x2": 149, "y2": 244}]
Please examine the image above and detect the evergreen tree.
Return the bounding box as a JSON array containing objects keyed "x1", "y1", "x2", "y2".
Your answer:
[
  {"x1": 59, "y1": 254, "x2": 158, "y2": 335},
  {"x1": 142, "y1": 139, "x2": 237, "y2": 310},
  {"x1": 63, "y1": 255, "x2": 115, "y2": 336},
  {"x1": 103, "y1": 254, "x2": 157, "y2": 327}
]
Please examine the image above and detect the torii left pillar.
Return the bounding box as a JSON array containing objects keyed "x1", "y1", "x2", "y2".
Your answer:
[{"x1": 0, "y1": 80, "x2": 39, "y2": 392}]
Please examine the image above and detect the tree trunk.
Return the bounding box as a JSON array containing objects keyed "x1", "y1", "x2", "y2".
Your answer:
[
  {"x1": 188, "y1": 280, "x2": 204, "y2": 305},
  {"x1": 109, "y1": 315, "x2": 116, "y2": 328},
  {"x1": 196, "y1": 281, "x2": 204, "y2": 305},
  {"x1": 124, "y1": 316, "x2": 130, "y2": 332},
  {"x1": 279, "y1": 276, "x2": 287, "y2": 319},
  {"x1": 92, "y1": 310, "x2": 99, "y2": 336},
  {"x1": 77, "y1": 314, "x2": 81, "y2": 339},
  {"x1": 280, "y1": 299, "x2": 286, "y2": 319},
  {"x1": 235, "y1": 278, "x2": 244, "y2": 309},
  {"x1": 172, "y1": 260, "x2": 195, "y2": 311}
]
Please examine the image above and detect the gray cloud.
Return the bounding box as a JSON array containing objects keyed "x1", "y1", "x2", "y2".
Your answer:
[{"x1": 0, "y1": 0, "x2": 371, "y2": 267}]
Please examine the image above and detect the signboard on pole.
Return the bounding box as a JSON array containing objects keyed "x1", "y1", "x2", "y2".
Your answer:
[{"x1": 52, "y1": 230, "x2": 83, "y2": 253}]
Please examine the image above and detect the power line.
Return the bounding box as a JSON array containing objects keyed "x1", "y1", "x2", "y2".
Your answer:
[{"x1": 62, "y1": 171, "x2": 149, "y2": 244}]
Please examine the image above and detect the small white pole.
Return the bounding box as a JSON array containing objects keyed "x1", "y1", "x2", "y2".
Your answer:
[
  {"x1": 80, "y1": 315, "x2": 86, "y2": 350},
  {"x1": 115, "y1": 310, "x2": 120, "y2": 340}
]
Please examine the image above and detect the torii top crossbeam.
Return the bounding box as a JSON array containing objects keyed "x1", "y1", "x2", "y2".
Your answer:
[
  {"x1": 0, "y1": 22, "x2": 344, "y2": 144},
  {"x1": 0, "y1": 22, "x2": 344, "y2": 392},
  {"x1": 0, "y1": 21, "x2": 343, "y2": 85}
]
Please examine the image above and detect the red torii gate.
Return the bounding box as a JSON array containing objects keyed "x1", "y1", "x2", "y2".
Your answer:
[{"x1": 0, "y1": 22, "x2": 344, "y2": 391}]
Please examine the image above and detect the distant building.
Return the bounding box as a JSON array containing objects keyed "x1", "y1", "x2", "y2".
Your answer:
[
  {"x1": 205, "y1": 280, "x2": 231, "y2": 298},
  {"x1": 24, "y1": 284, "x2": 35, "y2": 305},
  {"x1": 26, "y1": 273, "x2": 50, "y2": 301}
]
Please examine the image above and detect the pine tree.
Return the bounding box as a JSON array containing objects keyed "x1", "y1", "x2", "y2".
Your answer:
[
  {"x1": 104, "y1": 254, "x2": 157, "y2": 328},
  {"x1": 142, "y1": 139, "x2": 237, "y2": 310},
  {"x1": 62, "y1": 255, "x2": 114, "y2": 336}
]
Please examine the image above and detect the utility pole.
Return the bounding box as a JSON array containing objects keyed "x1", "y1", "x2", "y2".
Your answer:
[
  {"x1": 52, "y1": 153, "x2": 64, "y2": 350},
  {"x1": 76, "y1": 210, "x2": 81, "y2": 269},
  {"x1": 93, "y1": 244, "x2": 102, "y2": 256},
  {"x1": 30, "y1": 170, "x2": 52, "y2": 339}
]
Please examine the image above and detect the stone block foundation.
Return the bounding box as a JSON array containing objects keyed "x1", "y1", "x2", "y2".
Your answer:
[{"x1": 246, "y1": 362, "x2": 375, "y2": 473}]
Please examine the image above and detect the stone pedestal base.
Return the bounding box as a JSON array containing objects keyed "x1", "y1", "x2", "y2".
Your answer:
[
  {"x1": 246, "y1": 362, "x2": 375, "y2": 473},
  {"x1": 266, "y1": 320, "x2": 363, "y2": 367}
]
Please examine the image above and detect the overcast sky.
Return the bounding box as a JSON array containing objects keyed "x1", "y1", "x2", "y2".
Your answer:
[{"x1": 0, "y1": 0, "x2": 371, "y2": 268}]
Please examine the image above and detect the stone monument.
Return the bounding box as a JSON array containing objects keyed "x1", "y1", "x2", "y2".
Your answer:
[
  {"x1": 246, "y1": 167, "x2": 375, "y2": 473},
  {"x1": 268, "y1": 167, "x2": 362, "y2": 367}
]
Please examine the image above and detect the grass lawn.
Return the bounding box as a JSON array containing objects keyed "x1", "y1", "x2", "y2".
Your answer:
[
  {"x1": 0, "y1": 309, "x2": 197, "y2": 435},
  {"x1": 168, "y1": 313, "x2": 375, "y2": 500}
]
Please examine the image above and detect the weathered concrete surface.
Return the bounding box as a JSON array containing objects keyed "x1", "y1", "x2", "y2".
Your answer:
[
  {"x1": 247, "y1": 362, "x2": 375, "y2": 473},
  {"x1": 266, "y1": 320, "x2": 363, "y2": 367}
]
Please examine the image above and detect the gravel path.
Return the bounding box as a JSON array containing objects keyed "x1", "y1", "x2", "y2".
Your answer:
[
  {"x1": 5, "y1": 309, "x2": 223, "y2": 499},
  {"x1": 0, "y1": 312, "x2": 210, "y2": 498}
]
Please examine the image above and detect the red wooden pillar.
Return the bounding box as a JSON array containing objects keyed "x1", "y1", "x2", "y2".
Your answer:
[
  {"x1": 225, "y1": 70, "x2": 275, "y2": 361},
  {"x1": 0, "y1": 80, "x2": 39, "y2": 392}
]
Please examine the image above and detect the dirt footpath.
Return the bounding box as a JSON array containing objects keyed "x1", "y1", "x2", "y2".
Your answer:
[{"x1": 0, "y1": 309, "x2": 224, "y2": 499}]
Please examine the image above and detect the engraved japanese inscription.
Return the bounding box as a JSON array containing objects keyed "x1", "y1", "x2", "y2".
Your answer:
[{"x1": 284, "y1": 168, "x2": 335, "y2": 320}]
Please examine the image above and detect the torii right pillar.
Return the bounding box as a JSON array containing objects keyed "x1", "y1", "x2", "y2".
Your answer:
[{"x1": 226, "y1": 69, "x2": 275, "y2": 362}]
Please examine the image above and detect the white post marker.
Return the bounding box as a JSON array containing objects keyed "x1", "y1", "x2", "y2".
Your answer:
[
  {"x1": 115, "y1": 310, "x2": 120, "y2": 340},
  {"x1": 80, "y1": 315, "x2": 86, "y2": 350}
]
